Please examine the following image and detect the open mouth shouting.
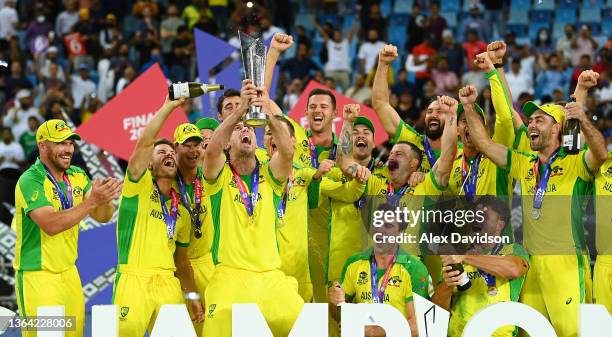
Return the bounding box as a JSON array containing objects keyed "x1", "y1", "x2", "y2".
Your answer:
[
  {"x1": 312, "y1": 115, "x2": 324, "y2": 128},
  {"x1": 428, "y1": 119, "x2": 440, "y2": 130},
  {"x1": 354, "y1": 139, "x2": 367, "y2": 149},
  {"x1": 241, "y1": 135, "x2": 252, "y2": 145},
  {"x1": 529, "y1": 131, "x2": 540, "y2": 143},
  {"x1": 388, "y1": 159, "x2": 399, "y2": 171},
  {"x1": 163, "y1": 156, "x2": 176, "y2": 168}
]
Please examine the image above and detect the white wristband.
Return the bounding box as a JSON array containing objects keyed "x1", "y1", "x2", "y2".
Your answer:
[{"x1": 184, "y1": 292, "x2": 201, "y2": 301}]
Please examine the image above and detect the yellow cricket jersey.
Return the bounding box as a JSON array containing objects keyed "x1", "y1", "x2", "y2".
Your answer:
[
  {"x1": 506, "y1": 148, "x2": 593, "y2": 254},
  {"x1": 595, "y1": 154, "x2": 612, "y2": 256},
  {"x1": 512, "y1": 125, "x2": 533, "y2": 153},
  {"x1": 278, "y1": 165, "x2": 317, "y2": 289},
  {"x1": 14, "y1": 159, "x2": 91, "y2": 272},
  {"x1": 447, "y1": 244, "x2": 530, "y2": 337},
  {"x1": 285, "y1": 117, "x2": 314, "y2": 168},
  {"x1": 447, "y1": 154, "x2": 512, "y2": 197},
  {"x1": 116, "y1": 169, "x2": 191, "y2": 271},
  {"x1": 487, "y1": 69, "x2": 515, "y2": 148},
  {"x1": 340, "y1": 248, "x2": 416, "y2": 317},
  {"x1": 205, "y1": 162, "x2": 285, "y2": 272}
]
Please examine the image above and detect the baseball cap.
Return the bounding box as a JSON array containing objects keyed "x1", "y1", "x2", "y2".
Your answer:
[
  {"x1": 457, "y1": 103, "x2": 487, "y2": 125},
  {"x1": 195, "y1": 118, "x2": 219, "y2": 131},
  {"x1": 354, "y1": 116, "x2": 375, "y2": 135},
  {"x1": 174, "y1": 123, "x2": 203, "y2": 144},
  {"x1": 36, "y1": 119, "x2": 81, "y2": 143},
  {"x1": 522, "y1": 101, "x2": 565, "y2": 124}
]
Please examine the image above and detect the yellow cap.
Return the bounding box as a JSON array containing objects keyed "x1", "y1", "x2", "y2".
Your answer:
[
  {"x1": 36, "y1": 119, "x2": 81, "y2": 143},
  {"x1": 522, "y1": 101, "x2": 565, "y2": 125},
  {"x1": 173, "y1": 123, "x2": 203, "y2": 144}
]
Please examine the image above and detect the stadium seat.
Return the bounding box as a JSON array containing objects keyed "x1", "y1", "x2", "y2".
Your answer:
[
  {"x1": 555, "y1": 8, "x2": 577, "y2": 23},
  {"x1": 506, "y1": 24, "x2": 528, "y2": 37},
  {"x1": 580, "y1": 8, "x2": 602, "y2": 22},
  {"x1": 580, "y1": 22, "x2": 602, "y2": 34},
  {"x1": 552, "y1": 22, "x2": 571, "y2": 39},
  {"x1": 604, "y1": 8, "x2": 612, "y2": 19},
  {"x1": 593, "y1": 35, "x2": 608, "y2": 47},
  {"x1": 393, "y1": 0, "x2": 413, "y2": 14},
  {"x1": 295, "y1": 13, "x2": 314, "y2": 29},
  {"x1": 389, "y1": 26, "x2": 407, "y2": 51},
  {"x1": 440, "y1": 11, "x2": 458, "y2": 27},
  {"x1": 441, "y1": 0, "x2": 461, "y2": 12},
  {"x1": 534, "y1": 0, "x2": 555, "y2": 10},
  {"x1": 463, "y1": 1, "x2": 484, "y2": 11},
  {"x1": 607, "y1": 0, "x2": 612, "y2": 7},
  {"x1": 558, "y1": 0, "x2": 579, "y2": 8},
  {"x1": 317, "y1": 14, "x2": 342, "y2": 28},
  {"x1": 604, "y1": 20, "x2": 612, "y2": 36},
  {"x1": 529, "y1": 21, "x2": 551, "y2": 40},
  {"x1": 511, "y1": 0, "x2": 532, "y2": 9},
  {"x1": 381, "y1": 0, "x2": 392, "y2": 18},
  {"x1": 122, "y1": 15, "x2": 138, "y2": 37},
  {"x1": 342, "y1": 14, "x2": 356, "y2": 31},
  {"x1": 509, "y1": 10, "x2": 530, "y2": 24},
  {"x1": 389, "y1": 14, "x2": 410, "y2": 26},
  {"x1": 530, "y1": 9, "x2": 554, "y2": 23},
  {"x1": 581, "y1": 0, "x2": 605, "y2": 9}
]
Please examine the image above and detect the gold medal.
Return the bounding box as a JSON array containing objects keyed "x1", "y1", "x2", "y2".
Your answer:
[{"x1": 487, "y1": 286, "x2": 498, "y2": 296}]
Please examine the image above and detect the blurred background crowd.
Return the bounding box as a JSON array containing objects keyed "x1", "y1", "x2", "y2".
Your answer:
[{"x1": 0, "y1": 0, "x2": 611, "y2": 208}]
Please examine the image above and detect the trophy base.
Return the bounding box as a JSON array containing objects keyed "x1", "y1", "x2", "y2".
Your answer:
[{"x1": 244, "y1": 112, "x2": 268, "y2": 128}]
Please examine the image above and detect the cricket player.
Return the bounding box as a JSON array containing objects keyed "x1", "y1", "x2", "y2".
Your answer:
[
  {"x1": 593, "y1": 152, "x2": 612, "y2": 312},
  {"x1": 202, "y1": 81, "x2": 303, "y2": 337},
  {"x1": 14, "y1": 119, "x2": 120, "y2": 337},
  {"x1": 112, "y1": 96, "x2": 204, "y2": 337},
  {"x1": 460, "y1": 74, "x2": 607, "y2": 337},
  {"x1": 432, "y1": 196, "x2": 530, "y2": 337}
]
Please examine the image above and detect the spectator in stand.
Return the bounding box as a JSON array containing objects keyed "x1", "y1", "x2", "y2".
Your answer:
[
  {"x1": 18, "y1": 116, "x2": 39, "y2": 158},
  {"x1": 571, "y1": 54, "x2": 593, "y2": 92},
  {"x1": 391, "y1": 69, "x2": 416, "y2": 96},
  {"x1": 132, "y1": 0, "x2": 159, "y2": 18},
  {"x1": 552, "y1": 87, "x2": 565, "y2": 103},
  {"x1": 439, "y1": 29, "x2": 464, "y2": 76},
  {"x1": 345, "y1": 73, "x2": 372, "y2": 104},
  {"x1": 459, "y1": 5, "x2": 488, "y2": 44},
  {"x1": 517, "y1": 45, "x2": 536, "y2": 84},
  {"x1": 183, "y1": 0, "x2": 207, "y2": 30},
  {"x1": 38, "y1": 46, "x2": 65, "y2": 81},
  {"x1": 38, "y1": 62, "x2": 66, "y2": 94},
  {"x1": 461, "y1": 64, "x2": 486, "y2": 96},
  {"x1": 396, "y1": 91, "x2": 420, "y2": 126},
  {"x1": 0, "y1": 0, "x2": 18, "y2": 41},
  {"x1": 571, "y1": 25, "x2": 598, "y2": 67},
  {"x1": 3, "y1": 89, "x2": 42, "y2": 140},
  {"x1": 431, "y1": 57, "x2": 459, "y2": 97},
  {"x1": 462, "y1": 30, "x2": 487, "y2": 71},
  {"x1": 358, "y1": 29, "x2": 386, "y2": 74},
  {"x1": 294, "y1": 25, "x2": 312, "y2": 49},
  {"x1": 72, "y1": 8, "x2": 98, "y2": 64},
  {"x1": 0, "y1": 127, "x2": 24, "y2": 199},
  {"x1": 3, "y1": 61, "x2": 33, "y2": 100},
  {"x1": 193, "y1": 7, "x2": 219, "y2": 37},
  {"x1": 282, "y1": 78, "x2": 302, "y2": 111},
  {"x1": 427, "y1": 2, "x2": 447, "y2": 49},
  {"x1": 534, "y1": 28, "x2": 554, "y2": 57},
  {"x1": 406, "y1": 3, "x2": 426, "y2": 54},
  {"x1": 209, "y1": 0, "x2": 230, "y2": 37},
  {"x1": 55, "y1": 0, "x2": 78, "y2": 37},
  {"x1": 69, "y1": 63, "x2": 97, "y2": 116},
  {"x1": 170, "y1": 25, "x2": 192, "y2": 81},
  {"x1": 116, "y1": 65, "x2": 135, "y2": 94},
  {"x1": 482, "y1": 0, "x2": 504, "y2": 38},
  {"x1": 261, "y1": 15, "x2": 285, "y2": 41},
  {"x1": 99, "y1": 14, "x2": 122, "y2": 51},
  {"x1": 506, "y1": 59, "x2": 534, "y2": 101},
  {"x1": 96, "y1": 46, "x2": 115, "y2": 103},
  {"x1": 556, "y1": 24, "x2": 575, "y2": 63},
  {"x1": 134, "y1": 28, "x2": 159, "y2": 70},
  {"x1": 362, "y1": 3, "x2": 387, "y2": 42},
  {"x1": 25, "y1": 8, "x2": 53, "y2": 54},
  {"x1": 504, "y1": 31, "x2": 522, "y2": 61},
  {"x1": 324, "y1": 77, "x2": 336, "y2": 90},
  {"x1": 313, "y1": 17, "x2": 357, "y2": 92},
  {"x1": 161, "y1": 4, "x2": 185, "y2": 61},
  {"x1": 281, "y1": 42, "x2": 320, "y2": 82},
  {"x1": 406, "y1": 34, "x2": 436, "y2": 99},
  {"x1": 137, "y1": 6, "x2": 159, "y2": 37},
  {"x1": 478, "y1": 87, "x2": 494, "y2": 121},
  {"x1": 535, "y1": 53, "x2": 569, "y2": 99}
]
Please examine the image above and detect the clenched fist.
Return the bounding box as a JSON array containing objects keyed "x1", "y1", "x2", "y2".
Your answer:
[
  {"x1": 576, "y1": 70, "x2": 599, "y2": 90},
  {"x1": 437, "y1": 95, "x2": 459, "y2": 117},
  {"x1": 378, "y1": 44, "x2": 398, "y2": 65},
  {"x1": 473, "y1": 52, "x2": 494, "y2": 72},
  {"x1": 343, "y1": 104, "x2": 360, "y2": 123},
  {"x1": 486, "y1": 40, "x2": 506, "y2": 63},
  {"x1": 271, "y1": 33, "x2": 293, "y2": 52},
  {"x1": 458, "y1": 85, "x2": 478, "y2": 104}
]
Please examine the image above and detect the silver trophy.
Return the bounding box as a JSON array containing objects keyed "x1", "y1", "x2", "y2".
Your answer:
[{"x1": 239, "y1": 31, "x2": 267, "y2": 127}]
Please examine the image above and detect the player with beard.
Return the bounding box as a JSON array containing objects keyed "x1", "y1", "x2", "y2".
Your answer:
[
  {"x1": 266, "y1": 33, "x2": 340, "y2": 302},
  {"x1": 202, "y1": 82, "x2": 303, "y2": 337},
  {"x1": 173, "y1": 122, "x2": 211, "y2": 337},
  {"x1": 329, "y1": 203, "x2": 420, "y2": 337},
  {"x1": 14, "y1": 119, "x2": 120, "y2": 337},
  {"x1": 113, "y1": 96, "x2": 204, "y2": 337},
  {"x1": 459, "y1": 79, "x2": 607, "y2": 337},
  {"x1": 432, "y1": 196, "x2": 530, "y2": 337},
  {"x1": 263, "y1": 116, "x2": 333, "y2": 302}
]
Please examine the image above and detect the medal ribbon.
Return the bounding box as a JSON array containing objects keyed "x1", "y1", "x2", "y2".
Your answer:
[
  {"x1": 309, "y1": 136, "x2": 337, "y2": 168},
  {"x1": 387, "y1": 183, "x2": 409, "y2": 207},
  {"x1": 354, "y1": 159, "x2": 376, "y2": 209},
  {"x1": 423, "y1": 138, "x2": 437, "y2": 167},
  {"x1": 477, "y1": 243, "x2": 503, "y2": 288},
  {"x1": 278, "y1": 172, "x2": 293, "y2": 219},
  {"x1": 176, "y1": 171, "x2": 203, "y2": 232},
  {"x1": 154, "y1": 181, "x2": 179, "y2": 240},
  {"x1": 533, "y1": 148, "x2": 561, "y2": 210},
  {"x1": 229, "y1": 160, "x2": 260, "y2": 218},
  {"x1": 42, "y1": 163, "x2": 73, "y2": 210},
  {"x1": 461, "y1": 153, "x2": 482, "y2": 202},
  {"x1": 370, "y1": 253, "x2": 398, "y2": 304}
]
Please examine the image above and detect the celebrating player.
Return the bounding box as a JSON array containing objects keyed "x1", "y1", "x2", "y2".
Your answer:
[
  {"x1": 459, "y1": 76, "x2": 607, "y2": 337},
  {"x1": 14, "y1": 119, "x2": 120, "y2": 337},
  {"x1": 594, "y1": 152, "x2": 612, "y2": 313},
  {"x1": 112, "y1": 96, "x2": 204, "y2": 337},
  {"x1": 202, "y1": 81, "x2": 303, "y2": 337}
]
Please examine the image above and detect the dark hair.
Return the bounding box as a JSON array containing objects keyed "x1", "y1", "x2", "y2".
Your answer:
[
  {"x1": 275, "y1": 116, "x2": 295, "y2": 137},
  {"x1": 475, "y1": 195, "x2": 510, "y2": 228},
  {"x1": 307, "y1": 88, "x2": 336, "y2": 110},
  {"x1": 396, "y1": 141, "x2": 423, "y2": 170},
  {"x1": 2, "y1": 127, "x2": 14, "y2": 140},
  {"x1": 216, "y1": 88, "x2": 241, "y2": 114},
  {"x1": 375, "y1": 202, "x2": 409, "y2": 231},
  {"x1": 154, "y1": 138, "x2": 174, "y2": 149}
]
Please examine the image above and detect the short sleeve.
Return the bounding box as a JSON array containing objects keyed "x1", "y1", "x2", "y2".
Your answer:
[
  {"x1": 175, "y1": 206, "x2": 191, "y2": 247},
  {"x1": 123, "y1": 169, "x2": 153, "y2": 198},
  {"x1": 401, "y1": 269, "x2": 414, "y2": 303},
  {"x1": 506, "y1": 149, "x2": 534, "y2": 180},
  {"x1": 406, "y1": 262, "x2": 430, "y2": 299},
  {"x1": 391, "y1": 120, "x2": 424, "y2": 148},
  {"x1": 204, "y1": 165, "x2": 230, "y2": 196},
  {"x1": 415, "y1": 171, "x2": 445, "y2": 196},
  {"x1": 500, "y1": 243, "x2": 530, "y2": 265},
  {"x1": 341, "y1": 263, "x2": 357, "y2": 300},
  {"x1": 19, "y1": 172, "x2": 53, "y2": 214},
  {"x1": 578, "y1": 150, "x2": 595, "y2": 181}
]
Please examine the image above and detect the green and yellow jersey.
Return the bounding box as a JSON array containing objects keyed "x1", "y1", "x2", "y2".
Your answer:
[
  {"x1": 278, "y1": 164, "x2": 318, "y2": 301},
  {"x1": 447, "y1": 244, "x2": 530, "y2": 337},
  {"x1": 340, "y1": 248, "x2": 421, "y2": 317},
  {"x1": 595, "y1": 154, "x2": 612, "y2": 257},
  {"x1": 116, "y1": 169, "x2": 191, "y2": 271},
  {"x1": 14, "y1": 159, "x2": 91, "y2": 272},
  {"x1": 512, "y1": 125, "x2": 533, "y2": 153},
  {"x1": 320, "y1": 166, "x2": 390, "y2": 283},
  {"x1": 487, "y1": 69, "x2": 515, "y2": 148},
  {"x1": 506, "y1": 148, "x2": 593, "y2": 254},
  {"x1": 447, "y1": 154, "x2": 512, "y2": 197},
  {"x1": 205, "y1": 162, "x2": 285, "y2": 272}
]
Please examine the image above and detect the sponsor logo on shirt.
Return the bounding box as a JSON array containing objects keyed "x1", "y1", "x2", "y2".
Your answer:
[
  {"x1": 208, "y1": 304, "x2": 216, "y2": 319},
  {"x1": 388, "y1": 276, "x2": 402, "y2": 287},
  {"x1": 120, "y1": 307, "x2": 129, "y2": 320},
  {"x1": 357, "y1": 271, "x2": 368, "y2": 285}
]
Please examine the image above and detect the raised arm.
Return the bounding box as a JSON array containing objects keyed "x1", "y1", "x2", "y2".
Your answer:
[
  {"x1": 372, "y1": 44, "x2": 402, "y2": 137},
  {"x1": 567, "y1": 70, "x2": 607, "y2": 172},
  {"x1": 337, "y1": 103, "x2": 358, "y2": 173},
  {"x1": 259, "y1": 88, "x2": 294, "y2": 181},
  {"x1": 430, "y1": 96, "x2": 458, "y2": 186},
  {"x1": 127, "y1": 96, "x2": 187, "y2": 180},
  {"x1": 460, "y1": 85, "x2": 509, "y2": 168},
  {"x1": 265, "y1": 33, "x2": 293, "y2": 94}
]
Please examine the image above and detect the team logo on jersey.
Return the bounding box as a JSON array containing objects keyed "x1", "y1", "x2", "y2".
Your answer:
[
  {"x1": 526, "y1": 168, "x2": 535, "y2": 181},
  {"x1": 31, "y1": 191, "x2": 39, "y2": 202},
  {"x1": 565, "y1": 297, "x2": 572, "y2": 305},
  {"x1": 208, "y1": 304, "x2": 216, "y2": 318},
  {"x1": 357, "y1": 271, "x2": 368, "y2": 285},
  {"x1": 550, "y1": 166, "x2": 563, "y2": 177},
  {"x1": 294, "y1": 176, "x2": 306, "y2": 186},
  {"x1": 51, "y1": 187, "x2": 59, "y2": 200},
  {"x1": 388, "y1": 276, "x2": 402, "y2": 287},
  {"x1": 150, "y1": 189, "x2": 159, "y2": 202},
  {"x1": 603, "y1": 166, "x2": 612, "y2": 178},
  {"x1": 120, "y1": 307, "x2": 129, "y2": 320},
  {"x1": 73, "y1": 186, "x2": 83, "y2": 197}
]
